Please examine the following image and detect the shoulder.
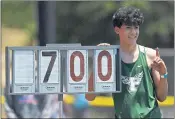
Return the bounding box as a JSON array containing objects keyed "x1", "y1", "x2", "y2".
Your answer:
[{"x1": 138, "y1": 45, "x2": 156, "y2": 61}]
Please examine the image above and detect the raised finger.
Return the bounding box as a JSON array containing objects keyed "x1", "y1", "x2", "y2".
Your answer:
[{"x1": 156, "y1": 47, "x2": 160, "y2": 57}]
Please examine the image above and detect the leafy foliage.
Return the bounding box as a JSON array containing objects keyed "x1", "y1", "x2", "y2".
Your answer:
[{"x1": 1, "y1": 1, "x2": 174, "y2": 48}]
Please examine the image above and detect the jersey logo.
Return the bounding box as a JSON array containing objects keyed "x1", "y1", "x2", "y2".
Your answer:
[
  {"x1": 121, "y1": 71, "x2": 143, "y2": 93},
  {"x1": 137, "y1": 65, "x2": 142, "y2": 68}
]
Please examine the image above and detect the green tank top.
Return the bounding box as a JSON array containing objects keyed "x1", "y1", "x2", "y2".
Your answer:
[{"x1": 112, "y1": 46, "x2": 162, "y2": 118}]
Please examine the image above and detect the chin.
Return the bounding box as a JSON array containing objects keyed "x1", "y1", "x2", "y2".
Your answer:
[{"x1": 129, "y1": 40, "x2": 137, "y2": 45}]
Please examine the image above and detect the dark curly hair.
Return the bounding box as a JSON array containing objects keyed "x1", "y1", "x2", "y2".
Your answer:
[{"x1": 112, "y1": 6, "x2": 144, "y2": 28}]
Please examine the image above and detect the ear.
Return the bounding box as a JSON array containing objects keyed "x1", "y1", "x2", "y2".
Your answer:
[{"x1": 114, "y1": 26, "x2": 119, "y2": 34}]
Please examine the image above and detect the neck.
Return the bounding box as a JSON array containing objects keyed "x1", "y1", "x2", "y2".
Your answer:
[{"x1": 120, "y1": 41, "x2": 138, "y2": 55}]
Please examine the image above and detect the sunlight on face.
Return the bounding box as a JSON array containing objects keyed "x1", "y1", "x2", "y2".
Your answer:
[{"x1": 118, "y1": 24, "x2": 139, "y2": 45}]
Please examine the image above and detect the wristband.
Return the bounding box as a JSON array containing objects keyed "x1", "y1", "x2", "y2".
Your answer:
[{"x1": 160, "y1": 72, "x2": 168, "y2": 79}]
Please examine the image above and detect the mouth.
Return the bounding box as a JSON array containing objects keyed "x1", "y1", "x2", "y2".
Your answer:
[{"x1": 128, "y1": 36, "x2": 137, "y2": 39}]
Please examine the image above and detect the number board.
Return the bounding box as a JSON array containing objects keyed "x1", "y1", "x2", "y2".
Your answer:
[
  {"x1": 94, "y1": 49, "x2": 116, "y2": 92},
  {"x1": 66, "y1": 50, "x2": 88, "y2": 93},
  {"x1": 39, "y1": 50, "x2": 61, "y2": 93},
  {"x1": 6, "y1": 45, "x2": 121, "y2": 94},
  {"x1": 12, "y1": 50, "x2": 35, "y2": 93}
]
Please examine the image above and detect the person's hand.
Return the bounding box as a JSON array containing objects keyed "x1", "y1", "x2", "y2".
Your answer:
[
  {"x1": 97, "y1": 43, "x2": 111, "y2": 46},
  {"x1": 151, "y1": 48, "x2": 167, "y2": 75}
]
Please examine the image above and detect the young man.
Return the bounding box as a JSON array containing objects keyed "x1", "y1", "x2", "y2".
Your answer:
[{"x1": 86, "y1": 6, "x2": 168, "y2": 118}]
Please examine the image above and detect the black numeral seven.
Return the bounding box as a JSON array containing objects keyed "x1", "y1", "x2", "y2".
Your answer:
[{"x1": 42, "y1": 51, "x2": 57, "y2": 83}]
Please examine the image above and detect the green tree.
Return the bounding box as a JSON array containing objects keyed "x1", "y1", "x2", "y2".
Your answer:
[
  {"x1": 1, "y1": 1, "x2": 174, "y2": 48},
  {"x1": 55, "y1": 1, "x2": 174, "y2": 48},
  {"x1": 1, "y1": 1, "x2": 35, "y2": 29}
]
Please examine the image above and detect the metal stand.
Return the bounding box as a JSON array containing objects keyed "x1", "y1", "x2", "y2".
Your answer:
[
  {"x1": 58, "y1": 95, "x2": 63, "y2": 118},
  {"x1": 6, "y1": 44, "x2": 121, "y2": 118},
  {"x1": 58, "y1": 56, "x2": 64, "y2": 118},
  {"x1": 46, "y1": 43, "x2": 82, "y2": 118}
]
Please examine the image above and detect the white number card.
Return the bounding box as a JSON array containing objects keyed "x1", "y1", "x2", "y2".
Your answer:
[
  {"x1": 94, "y1": 49, "x2": 116, "y2": 92},
  {"x1": 13, "y1": 50, "x2": 35, "y2": 93},
  {"x1": 39, "y1": 50, "x2": 61, "y2": 93},
  {"x1": 67, "y1": 50, "x2": 88, "y2": 93}
]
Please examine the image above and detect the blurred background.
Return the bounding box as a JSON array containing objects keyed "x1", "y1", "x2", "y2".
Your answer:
[{"x1": 1, "y1": 1, "x2": 174, "y2": 118}]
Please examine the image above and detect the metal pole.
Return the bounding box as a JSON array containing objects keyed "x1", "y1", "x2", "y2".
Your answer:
[{"x1": 37, "y1": 1, "x2": 57, "y2": 46}]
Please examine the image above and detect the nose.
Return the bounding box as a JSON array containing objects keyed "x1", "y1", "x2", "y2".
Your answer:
[
  {"x1": 130, "y1": 27, "x2": 137, "y2": 34},
  {"x1": 131, "y1": 27, "x2": 136, "y2": 33}
]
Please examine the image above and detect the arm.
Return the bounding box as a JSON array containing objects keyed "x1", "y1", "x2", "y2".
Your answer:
[{"x1": 146, "y1": 48, "x2": 168, "y2": 102}]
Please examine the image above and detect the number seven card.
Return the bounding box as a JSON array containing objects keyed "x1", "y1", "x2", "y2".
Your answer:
[{"x1": 39, "y1": 50, "x2": 61, "y2": 93}]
